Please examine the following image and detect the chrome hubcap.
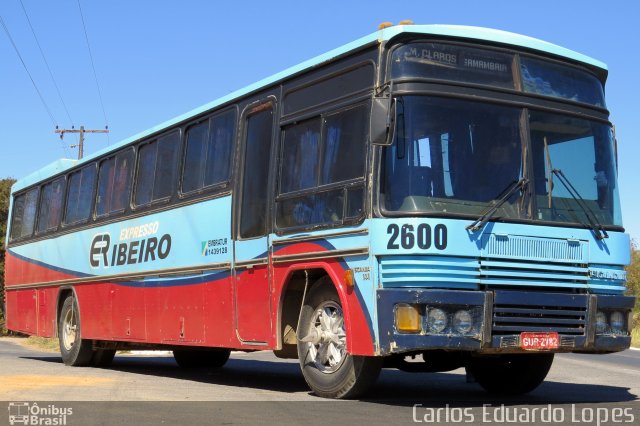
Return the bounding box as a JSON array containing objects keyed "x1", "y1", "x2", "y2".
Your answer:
[
  {"x1": 62, "y1": 306, "x2": 77, "y2": 351},
  {"x1": 302, "y1": 301, "x2": 347, "y2": 373}
]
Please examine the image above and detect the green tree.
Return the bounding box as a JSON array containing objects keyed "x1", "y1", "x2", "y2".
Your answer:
[
  {"x1": 0, "y1": 178, "x2": 16, "y2": 326},
  {"x1": 628, "y1": 250, "x2": 640, "y2": 296}
]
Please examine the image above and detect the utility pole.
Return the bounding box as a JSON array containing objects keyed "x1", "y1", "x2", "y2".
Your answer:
[{"x1": 54, "y1": 126, "x2": 109, "y2": 159}]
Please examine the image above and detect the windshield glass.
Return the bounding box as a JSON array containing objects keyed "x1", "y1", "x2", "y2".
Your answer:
[
  {"x1": 381, "y1": 96, "x2": 622, "y2": 227},
  {"x1": 382, "y1": 96, "x2": 524, "y2": 217},
  {"x1": 531, "y1": 110, "x2": 621, "y2": 226}
]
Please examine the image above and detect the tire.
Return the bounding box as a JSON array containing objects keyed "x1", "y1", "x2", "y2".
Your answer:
[
  {"x1": 296, "y1": 278, "x2": 382, "y2": 399},
  {"x1": 466, "y1": 353, "x2": 554, "y2": 395},
  {"x1": 91, "y1": 349, "x2": 116, "y2": 367},
  {"x1": 58, "y1": 295, "x2": 93, "y2": 366},
  {"x1": 173, "y1": 348, "x2": 231, "y2": 369}
]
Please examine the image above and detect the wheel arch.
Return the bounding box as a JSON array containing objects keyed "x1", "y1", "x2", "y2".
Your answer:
[{"x1": 274, "y1": 261, "x2": 375, "y2": 356}]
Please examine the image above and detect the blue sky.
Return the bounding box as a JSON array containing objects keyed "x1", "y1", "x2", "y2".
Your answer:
[{"x1": 1, "y1": 1, "x2": 639, "y2": 241}]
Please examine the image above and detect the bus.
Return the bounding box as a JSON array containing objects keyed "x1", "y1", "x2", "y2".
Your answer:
[{"x1": 4, "y1": 24, "x2": 635, "y2": 399}]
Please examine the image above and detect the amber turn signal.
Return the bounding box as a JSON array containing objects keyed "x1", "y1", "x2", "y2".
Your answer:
[
  {"x1": 395, "y1": 304, "x2": 421, "y2": 333},
  {"x1": 344, "y1": 269, "x2": 354, "y2": 287}
]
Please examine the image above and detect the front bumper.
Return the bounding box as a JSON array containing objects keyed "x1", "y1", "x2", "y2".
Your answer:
[{"x1": 377, "y1": 288, "x2": 635, "y2": 355}]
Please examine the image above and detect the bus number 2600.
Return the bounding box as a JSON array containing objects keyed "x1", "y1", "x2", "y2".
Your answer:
[{"x1": 386, "y1": 223, "x2": 447, "y2": 250}]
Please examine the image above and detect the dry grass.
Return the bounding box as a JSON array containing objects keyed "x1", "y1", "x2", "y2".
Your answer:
[
  {"x1": 632, "y1": 327, "x2": 640, "y2": 349},
  {"x1": 23, "y1": 336, "x2": 60, "y2": 352}
]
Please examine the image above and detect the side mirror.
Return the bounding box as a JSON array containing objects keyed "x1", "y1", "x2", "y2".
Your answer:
[{"x1": 370, "y1": 96, "x2": 393, "y2": 145}]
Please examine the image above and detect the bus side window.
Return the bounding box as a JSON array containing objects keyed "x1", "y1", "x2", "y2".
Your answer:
[
  {"x1": 64, "y1": 164, "x2": 97, "y2": 225},
  {"x1": 96, "y1": 157, "x2": 115, "y2": 217},
  {"x1": 320, "y1": 104, "x2": 367, "y2": 185},
  {"x1": 9, "y1": 187, "x2": 39, "y2": 240},
  {"x1": 96, "y1": 149, "x2": 134, "y2": 217},
  {"x1": 276, "y1": 103, "x2": 367, "y2": 230},
  {"x1": 9, "y1": 194, "x2": 26, "y2": 240},
  {"x1": 279, "y1": 118, "x2": 321, "y2": 194},
  {"x1": 112, "y1": 150, "x2": 133, "y2": 211},
  {"x1": 182, "y1": 109, "x2": 236, "y2": 195},
  {"x1": 36, "y1": 177, "x2": 65, "y2": 234},
  {"x1": 182, "y1": 121, "x2": 208, "y2": 194},
  {"x1": 135, "y1": 132, "x2": 180, "y2": 206},
  {"x1": 204, "y1": 110, "x2": 235, "y2": 187}
]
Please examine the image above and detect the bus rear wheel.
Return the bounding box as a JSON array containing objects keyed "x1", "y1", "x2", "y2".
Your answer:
[
  {"x1": 173, "y1": 348, "x2": 231, "y2": 368},
  {"x1": 297, "y1": 279, "x2": 382, "y2": 399},
  {"x1": 58, "y1": 295, "x2": 93, "y2": 366},
  {"x1": 466, "y1": 353, "x2": 554, "y2": 395}
]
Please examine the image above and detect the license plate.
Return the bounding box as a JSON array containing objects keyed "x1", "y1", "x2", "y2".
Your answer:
[{"x1": 520, "y1": 332, "x2": 559, "y2": 350}]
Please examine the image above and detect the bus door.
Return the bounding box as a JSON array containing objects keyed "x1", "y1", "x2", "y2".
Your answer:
[{"x1": 233, "y1": 100, "x2": 275, "y2": 344}]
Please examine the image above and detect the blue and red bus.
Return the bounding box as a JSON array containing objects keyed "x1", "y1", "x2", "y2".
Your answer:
[{"x1": 4, "y1": 24, "x2": 635, "y2": 398}]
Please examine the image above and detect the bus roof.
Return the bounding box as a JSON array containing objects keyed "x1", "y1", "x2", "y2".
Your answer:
[{"x1": 12, "y1": 24, "x2": 607, "y2": 193}]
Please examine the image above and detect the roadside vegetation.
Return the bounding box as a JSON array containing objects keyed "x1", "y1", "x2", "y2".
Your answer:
[
  {"x1": 627, "y1": 245, "x2": 640, "y2": 347},
  {"x1": 23, "y1": 336, "x2": 60, "y2": 352}
]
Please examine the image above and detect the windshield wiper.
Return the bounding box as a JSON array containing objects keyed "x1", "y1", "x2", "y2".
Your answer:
[
  {"x1": 551, "y1": 168, "x2": 609, "y2": 240},
  {"x1": 466, "y1": 178, "x2": 528, "y2": 233}
]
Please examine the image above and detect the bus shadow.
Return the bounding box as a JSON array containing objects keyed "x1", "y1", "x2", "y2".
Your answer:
[
  {"x1": 368, "y1": 371, "x2": 637, "y2": 406},
  {"x1": 20, "y1": 354, "x2": 310, "y2": 394},
  {"x1": 20, "y1": 354, "x2": 637, "y2": 405}
]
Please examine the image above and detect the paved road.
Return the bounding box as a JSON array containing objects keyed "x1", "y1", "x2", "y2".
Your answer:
[{"x1": 1, "y1": 338, "x2": 639, "y2": 425}]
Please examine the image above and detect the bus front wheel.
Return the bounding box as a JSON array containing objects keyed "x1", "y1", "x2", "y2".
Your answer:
[
  {"x1": 296, "y1": 278, "x2": 382, "y2": 399},
  {"x1": 58, "y1": 295, "x2": 94, "y2": 366},
  {"x1": 466, "y1": 353, "x2": 554, "y2": 394}
]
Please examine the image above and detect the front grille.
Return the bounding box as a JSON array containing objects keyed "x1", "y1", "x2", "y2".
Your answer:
[
  {"x1": 492, "y1": 290, "x2": 588, "y2": 335},
  {"x1": 379, "y1": 255, "x2": 479, "y2": 289},
  {"x1": 480, "y1": 259, "x2": 590, "y2": 290},
  {"x1": 480, "y1": 234, "x2": 590, "y2": 291},
  {"x1": 482, "y1": 234, "x2": 587, "y2": 263}
]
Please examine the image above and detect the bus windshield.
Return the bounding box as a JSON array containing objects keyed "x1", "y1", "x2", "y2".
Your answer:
[
  {"x1": 381, "y1": 96, "x2": 524, "y2": 219},
  {"x1": 530, "y1": 110, "x2": 621, "y2": 227},
  {"x1": 381, "y1": 96, "x2": 622, "y2": 227}
]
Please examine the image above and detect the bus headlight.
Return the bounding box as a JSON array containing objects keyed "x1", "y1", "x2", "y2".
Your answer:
[
  {"x1": 610, "y1": 311, "x2": 625, "y2": 332},
  {"x1": 453, "y1": 310, "x2": 473, "y2": 334},
  {"x1": 595, "y1": 311, "x2": 608, "y2": 334},
  {"x1": 426, "y1": 308, "x2": 448, "y2": 333}
]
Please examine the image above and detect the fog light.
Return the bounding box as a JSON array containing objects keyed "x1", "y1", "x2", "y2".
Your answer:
[
  {"x1": 610, "y1": 311, "x2": 625, "y2": 332},
  {"x1": 453, "y1": 310, "x2": 473, "y2": 334},
  {"x1": 595, "y1": 311, "x2": 608, "y2": 334},
  {"x1": 427, "y1": 308, "x2": 448, "y2": 333},
  {"x1": 395, "y1": 304, "x2": 421, "y2": 333}
]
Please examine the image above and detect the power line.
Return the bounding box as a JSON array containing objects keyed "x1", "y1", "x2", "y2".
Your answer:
[
  {"x1": 17, "y1": 0, "x2": 73, "y2": 157},
  {"x1": 0, "y1": 14, "x2": 57, "y2": 127},
  {"x1": 76, "y1": 0, "x2": 109, "y2": 143},
  {"x1": 19, "y1": 0, "x2": 75, "y2": 127}
]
